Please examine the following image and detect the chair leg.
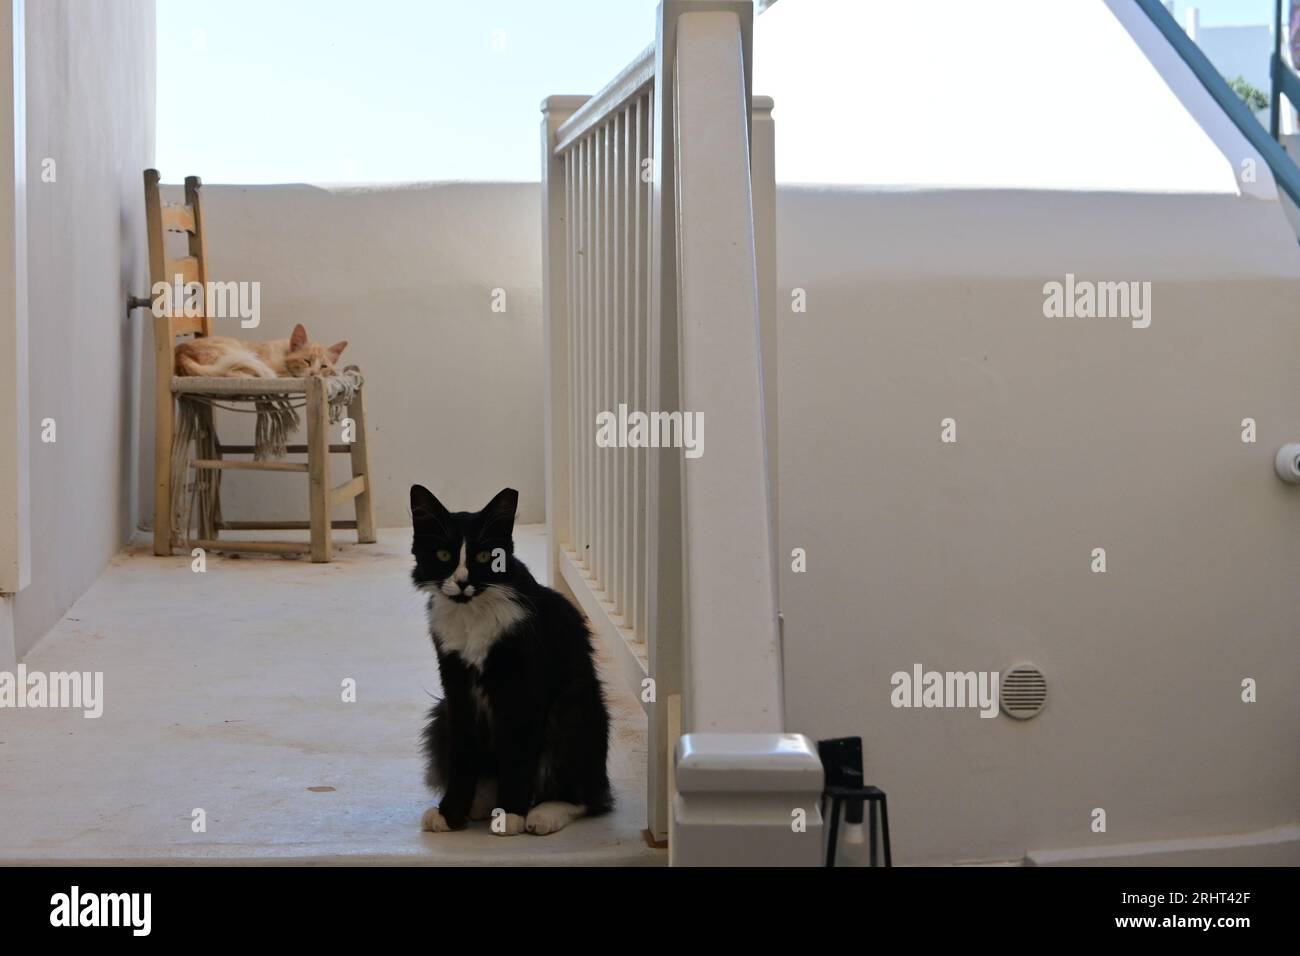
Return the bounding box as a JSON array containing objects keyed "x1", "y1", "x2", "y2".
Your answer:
[
  {"x1": 347, "y1": 387, "x2": 377, "y2": 543},
  {"x1": 154, "y1": 390, "x2": 174, "y2": 556},
  {"x1": 306, "y1": 377, "x2": 332, "y2": 563}
]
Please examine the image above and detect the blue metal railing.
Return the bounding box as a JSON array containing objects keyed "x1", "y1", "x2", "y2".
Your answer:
[{"x1": 1133, "y1": 0, "x2": 1300, "y2": 206}]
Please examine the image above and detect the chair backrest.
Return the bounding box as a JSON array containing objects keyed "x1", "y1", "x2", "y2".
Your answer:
[{"x1": 143, "y1": 168, "x2": 212, "y2": 344}]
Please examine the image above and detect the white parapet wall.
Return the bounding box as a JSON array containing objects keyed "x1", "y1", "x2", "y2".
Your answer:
[
  {"x1": 775, "y1": 186, "x2": 1300, "y2": 865},
  {"x1": 754, "y1": 0, "x2": 1300, "y2": 867}
]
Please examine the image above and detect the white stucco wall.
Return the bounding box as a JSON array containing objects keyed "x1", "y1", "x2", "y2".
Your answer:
[
  {"x1": 775, "y1": 187, "x2": 1300, "y2": 864},
  {"x1": 1195, "y1": 23, "x2": 1272, "y2": 94},
  {"x1": 137, "y1": 182, "x2": 546, "y2": 530},
  {"x1": 12, "y1": 0, "x2": 154, "y2": 660},
  {"x1": 751, "y1": 0, "x2": 1300, "y2": 866}
]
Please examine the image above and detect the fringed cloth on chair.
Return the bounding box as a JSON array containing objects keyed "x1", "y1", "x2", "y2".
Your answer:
[{"x1": 168, "y1": 367, "x2": 364, "y2": 546}]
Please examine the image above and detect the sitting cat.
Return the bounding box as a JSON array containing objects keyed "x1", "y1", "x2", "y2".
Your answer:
[
  {"x1": 174, "y1": 323, "x2": 347, "y2": 378},
  {"x1": 411, "y1": 485, "x2": 613, "y2": 836}
]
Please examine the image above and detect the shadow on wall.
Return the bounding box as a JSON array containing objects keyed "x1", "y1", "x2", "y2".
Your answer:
[
  {"x1": 13, "y1": 0, "x2": 154, "y2": 660},
  {"x1": 137, "y1": 181, "x2": 548, "y2": 531}
]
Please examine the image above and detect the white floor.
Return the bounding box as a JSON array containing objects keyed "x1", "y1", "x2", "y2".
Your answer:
[{"x1": 0, "y1": 526, "x2": 662, "y2": 866}]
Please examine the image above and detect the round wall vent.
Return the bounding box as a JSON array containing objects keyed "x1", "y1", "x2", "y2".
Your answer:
[{"x1": 1000, "y1": 663, "x2": 1047, "y2": 719}]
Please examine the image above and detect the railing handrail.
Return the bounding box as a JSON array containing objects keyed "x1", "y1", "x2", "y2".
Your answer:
[
  {"x1": 1133, "y1": 0, "x2": 1300, "y2": 207},
  {"x1": 554, "y1": 44, "x2": 655, "y2": 156}
]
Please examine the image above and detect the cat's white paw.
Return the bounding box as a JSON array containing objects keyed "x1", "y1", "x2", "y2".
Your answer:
[
  {"x1": 491, "y1": 811, "x2": 526, "y2": 836},
  {"x1": 421, "y1": 806, "x2": 454, "y2": 832},
  {"x1": 525, "y1": 801, "x2": 584, "y2": 836}
]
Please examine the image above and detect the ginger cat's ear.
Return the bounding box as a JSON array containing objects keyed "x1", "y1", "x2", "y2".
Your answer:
[
  {"x1": 327, "y1": 341, "x2": 348, "y2": 363},
  {"x1": 290, "y1": 323, "x2": 308, "y2": 350}
]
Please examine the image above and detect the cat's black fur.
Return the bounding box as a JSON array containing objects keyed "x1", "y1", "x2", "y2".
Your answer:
[{"x1": 411, "y1": 484, "x2": 612, "y2": 830}]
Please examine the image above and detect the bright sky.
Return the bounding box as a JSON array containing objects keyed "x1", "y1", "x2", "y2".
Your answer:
[
  {"x1": 157, "y1": 0, "x2": 1283, "y2": 186},
  {"x1": 157, "y1": 0, "x2": 658, "y2": 183}
]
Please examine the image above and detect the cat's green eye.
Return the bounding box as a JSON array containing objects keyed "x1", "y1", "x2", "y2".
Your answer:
[
  {"x1": 435, "y1": 549, "x2": 452, "y2": 562},
  {"x1": 475, "y1": 550, "x2": 492, "y2": 564}
]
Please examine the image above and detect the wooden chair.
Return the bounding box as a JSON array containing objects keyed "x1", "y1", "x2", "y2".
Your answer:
[{"x1": 140, "y1": 169, "x2": 376, "y2": 562}]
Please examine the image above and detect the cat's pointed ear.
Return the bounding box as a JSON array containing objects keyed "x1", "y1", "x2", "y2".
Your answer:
[
  {"x1": 290, "y1": 323, "x2": 308, "y2": 350},
  {"x1": 327, "y1": 340, "x2": 348, "y2": 363},
  {"x1": 410, "y1": 484, "x2": 449, "y2": 531},
  {"x1": 481, "y1": 487, "x2": 518, "y2": 536}
]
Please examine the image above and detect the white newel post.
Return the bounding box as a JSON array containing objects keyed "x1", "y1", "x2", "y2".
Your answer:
[
  {"x1": 751, "y1": 96, "x2": 781, "y2": 696},
  {"x1": 752, "y1": 95, "x2": 777, "y2": 539},
  {"x1": 0, "y1": 0, "x2": 29, "y2": 651},
  {"x1": 542, "y1": 2, "x2": 823, "y2": 863},
  {"x1": 672, "y1": 733, "x2": 825, "y2": 866},
  {"x1": 541, "y1": 95, "x2": 589, "y2": 595},
  {"x1": 663, "y1": 1, "x2": 824, "y2": 865}
]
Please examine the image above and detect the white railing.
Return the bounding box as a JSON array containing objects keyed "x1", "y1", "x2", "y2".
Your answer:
[
  {"x1": 541, "y1": 0, "x2": 821, "y2": 864},
  {"x1": 549, "y1": 43, "x2": 655, "y2": 680}
]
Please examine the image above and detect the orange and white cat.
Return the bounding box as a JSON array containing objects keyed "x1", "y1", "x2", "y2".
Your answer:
[{"x1": 175, "y1": 323, "x2": 347, "y2": 378}]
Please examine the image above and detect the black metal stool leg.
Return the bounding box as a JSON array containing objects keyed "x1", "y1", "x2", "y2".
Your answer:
[
  {"x1": 879, "y1": 792, "x2": 892, "y2": 867},
  {"x1": 825, "y1": 795, "x2": 842, "y2": 867},
  {"x1": 869, "y1": 795, "x2": 878, "y2": 867}
]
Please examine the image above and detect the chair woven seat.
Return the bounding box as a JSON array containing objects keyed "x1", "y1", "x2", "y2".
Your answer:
[
  {"x1": 171, "y1": 370, "x2": 362, "y2": 400},
  {"x1": 172, "y1": 375, "x2": 312, "y2": 396}
]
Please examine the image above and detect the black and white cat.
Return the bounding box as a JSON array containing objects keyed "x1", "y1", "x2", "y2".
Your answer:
[{"x1": 411, "y1": 484, "x2": 613, "y2": 836}]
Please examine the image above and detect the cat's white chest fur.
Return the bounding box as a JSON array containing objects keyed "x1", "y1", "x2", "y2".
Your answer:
[{"x1": 426, "y1": 587, "x2": 527, "y2": 670}]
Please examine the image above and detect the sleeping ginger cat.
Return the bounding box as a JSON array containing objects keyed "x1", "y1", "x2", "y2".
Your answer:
[{"x1": 175, "y1": 323, "x2": 347, "y2": 378}]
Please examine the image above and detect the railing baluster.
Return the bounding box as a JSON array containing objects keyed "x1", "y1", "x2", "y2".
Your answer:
[
  {"x1": 581, "y1": 145, "x2": 589, "y2": 561},
  {"x1": 575, "y1": 139, "x2": 586, "y2": 562},
  {"x1": 630, "y1": 94, "x2": 642, "y2": 639},
  {"x1": 617, "y1": 115, "x2": 626, "y2": 604},
  {"x1": 603, "y1": 121, "x2": 613, "y2": 598},
  {"x1": 621, "y1": 104, "x2": 633, "y2": 627},
  {"x1": 587, "y1": 132, "x2": 597, "y2": 577},
  {"x1": 625, "y1": 107, "x2": 636, "y2": 619},
  {"x1": 576, "y1": 134, "x2": 585, "y2": 570},
  {"x1": 597, "y1": 126, "x2": 607, "y2": 585},
  {"x1": 542, "y1": 96, "x2": 582, "y2": 580},
  {"x1": 638, "y1": 88, "x2": 652, "y2": 645},
  {"x1": 611, "y1": 110, "x2": 624, "y2": 617},
  {"x1": 585, "y1": 133, "x2": 595, "y2": 567},
  {"x1": 626, "y1": 99, "x2": 636, "y2": 635},
  {"x1": 565, "y1": 148, "x2": 576, "y2": 554},
  {"x1": 574, "y1": 138, "x2": 584, "y2": 565}
]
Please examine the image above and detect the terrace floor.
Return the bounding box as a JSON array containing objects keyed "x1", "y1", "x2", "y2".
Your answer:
[{"x1": 0, "y1": 526, "x2": 662, "y2": 866}]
